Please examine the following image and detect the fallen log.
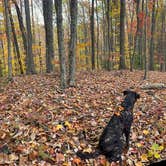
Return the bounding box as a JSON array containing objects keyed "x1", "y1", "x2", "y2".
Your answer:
[{"x1": 140, "y1": 83, "x2": 166, "y2": 90}]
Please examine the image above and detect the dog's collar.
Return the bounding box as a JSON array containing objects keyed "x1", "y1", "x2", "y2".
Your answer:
[{"x1": 114, "y1": 105, "x2": 124, "y2": 116}]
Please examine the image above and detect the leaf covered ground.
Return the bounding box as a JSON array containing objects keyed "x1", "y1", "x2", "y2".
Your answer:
[{"x1": 0, "y1": 70, "x2": 165, "y2": 166}]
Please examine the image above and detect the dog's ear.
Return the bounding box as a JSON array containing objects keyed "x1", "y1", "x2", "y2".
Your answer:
[
  {"x1": 135, "y1": 93, "x2": 140, "y2": 99},
  {"x1": 123, "y1": 90, "x2": 130, "y2": 96}
]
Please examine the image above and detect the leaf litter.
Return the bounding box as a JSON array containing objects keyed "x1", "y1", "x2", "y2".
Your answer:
[{"x1": 0, "y1": 70, "x2": 165, "y2": 165}]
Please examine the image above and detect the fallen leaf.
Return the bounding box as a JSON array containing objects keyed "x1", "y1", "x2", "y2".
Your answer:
[
  {"x1": 72, "y1": 157, "x2": 82, "y2": 165},
  {"x1": 56, "y1": 153, "x2": 65, "y2": 163},
  {"x1": 141, "y1": 154, "x2": 148, "y2": 162}
]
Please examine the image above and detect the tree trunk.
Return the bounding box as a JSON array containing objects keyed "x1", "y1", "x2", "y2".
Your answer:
[
  {"x1": 55, "y1": 0, "x2": 67, "y2": 89},
  {"x1": 101, "y1": 1, "x2": 107, "y2": 69},
  {"x1": 130, "y1": 0, "x2": 140, "y2": 71},
  {"x1": 42, "y1": 0, "x2": 54, "y2": 73},
  {"x1": 119, "y1": 0, "x2": 126, "y2": 69},
  {"x1": 95, "y1": 0, "x2": 99, "y2": 69},
  {"x1": 68, "y1": 0, "x2": 78, "y2": 87},
  {"x1": 128, "y1": 1, "x2": 135, "y2": 72},
  {"x1": 4, "y1": 0, "x2": 12, "y2": 80},
  {"x1": 149, "y1": 0, "x2": 156, "y2": 71},
  {"x1": 143, "y1": 0, "x2": 148, "y2": 80},
  {"x1": 8, "y1": 4, "x2": 23, "y2": 74},
  {"x1": 90, "y1": 0, "x2": 95, "y2": 70},
  {"x1": 12, "y1": 0, "x2": 28, "y2": 61},
  {"x1": 160, "y1": 8, "x2": 165, "y2": 72},
  {"x1": 31, "y1": 0, "x2": 35, "y2": 42},
  {"x1": 81, "y1": 4, "x2": 89, "y2": 70},
  {"x1": 106, "y1": 0, "x2": 112, "y2": 70},
  {"x1": 24, "y1": 0, "x2": 36, "y2": 74}
]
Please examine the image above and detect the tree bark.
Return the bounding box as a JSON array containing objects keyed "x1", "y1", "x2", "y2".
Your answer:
[
  {"x1": 119, "y1": 0, "x2": 126, "y2": 69},
  {"x1": 149, "y1": 0, "x2": 156, "y2": 71},
  {"x1": 24, "y1": 0, "x2": 36, "y2": 74},
  {"x1": 143, "y1": 0, "x2": 148, "y2": 80},
  {"x1": 95, "y1": 0, "x2": 99, "y2": 69},
  {"x1": 81, "y1": 4, "x2": 89, "y2": 70},
  {"x1": 130, "y1": 0, "x2": 140, "y2": 71},
  {"x1": 90, "y1": 0, "x2": 95, "y2": 70},
  {"x1": 8, "y1": 4, "x2": 23, "y2": 74},
  {"x1": 55, "y1": 0, "x2": 67, "y2": 89},
  {"x1": 68, "y1": 0, "x2": 78, "y2": 87},
  {"x1": 12, "y1": 0, "x2": 28, "y2": 61},
  {"x1": 4, "y1": 0, "x2": 12, "y2": 80},
  {"x1": 42, "y1": 0, "x2": 54, "y2": 73}
]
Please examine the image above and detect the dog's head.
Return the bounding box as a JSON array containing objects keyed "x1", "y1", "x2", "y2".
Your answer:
[{"x1": 121, "y1": 90, "x2": 140, "y2": 110}]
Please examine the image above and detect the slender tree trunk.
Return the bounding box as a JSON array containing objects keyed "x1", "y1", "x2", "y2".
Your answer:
[
  {"x1": 128, "y1": 2, "x2": 135, "y2": 72},
  {"x1": 106, "y1": 0, "x2": 112, "y2": 70},
  {"x1": 91, "y1": 0, "x2": 95, "y2": 70},
  {"x1": 139, "y1": 0, "x2": 145, "y2": 70},
  {"x1": 4, "y1": 0, "x2": 12, "y2": 80},
  {"x1": 119, "y1": 0, "x2": 126, "y2": 69},
  {"x1": 101, "y1": 1, "x2": 107, "y2": 69},
  {"x1": 149, "y1": 0, "x2": 156, "y2": 71},
  {"x1": 144, "y1": 0, "x2": 148, "y2": 80},
  {"x1": 0, "y1": 40, "x2": 6, "y2": 74},
  {"x1": 42, "y1": 0, "x2": 54, "y2": 73},
  {"x1": 96, "y1": 0, "x2": 99, "y2": 69},
  {"x1": 12, "y1": 0, "x2": 28, "y2": 60},
  {"x1": 8, "y1": 4, "x2": 23, "y2": 74},
  {"x1": 68, "y1": 0, "x2": 78, "y2": 87},
  {"x1": 24, "y1": 0, "x2": 36, "y2": 74},
  {"x1": 55, "y1": 0, "x2": 67, "y2": 89},
  {"x1": 131, "y1": 0, "x2": 140, "y2": 71},
  {"x1": 31, "y1": 0, "x2": 35, "y2": 42},
  {"x1": 81, "y1": 4, "x2": 89, "y2": 70},
  {"x1": 163, "y1": 6, "x2": 166, "y2": 72},
  {"x1": 37, "y1": 16, "x2": 43, "y2": 73},
  {"x1": 160, "y1": 8, "x2": 165, "y2": 72}
]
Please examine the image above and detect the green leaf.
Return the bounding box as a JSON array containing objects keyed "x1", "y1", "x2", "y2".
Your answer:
[{"x1": 151, "y1": 143, "x2": 159, "y2": 150}]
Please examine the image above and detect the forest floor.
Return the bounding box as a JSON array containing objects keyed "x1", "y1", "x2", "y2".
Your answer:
[{"x1": 0, "y1": 70, "x2": 165, "y2": 166}]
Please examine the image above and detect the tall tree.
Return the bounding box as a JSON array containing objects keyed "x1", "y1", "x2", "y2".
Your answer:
[
  {"x1": 24, "y1": 0, "x2": 36, "y2": 74},
  {"x1": 160, "y1": 6, "x2": 165, "y2": 71},
  {"x1": 90, "y1": 0, "x2": 95, "y2": 70},
  {"x1": 81, "y1": 3, "x2": 89, "y2": 70},
  {"x1": 55, "y1": 0, "x2": 67, "y2": 89},
  {"x1": 42, "y1": 0, "x2": 54, "y2": 73},
  {"x1": 68, "y1": 0, "x2": 78, "y2": 87},
  {"x1": 8, "y1": 4, "x2": 23, "y2": 74},
  {"x1": 4, "y1": 0, "x2": 12, "y2": 80},
  {"x1": 119, "y1": 0, "x2": 126, "y2": 69},
  {"x1": 130, "y1": 0, "x2": 140, "y2": 71},
  {"x1": 143, "y1": 0, "x2": 148, "y2": 79},
  {"x1": 149, "y1": 0, "x2": 156, "y2": 71},
  {"x1": 106, "y1": 0, "x2": 111, "y2": 70},
  {"x1": 12, "y1": 0, "x2": 27, "y2": 62},
  {"x1": 95, "y1": 0, "x2": 99, "y2": 69}
]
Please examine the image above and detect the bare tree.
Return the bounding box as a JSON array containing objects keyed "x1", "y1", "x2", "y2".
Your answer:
[
  {"x1": 91, "y1": 0, "x2": 95, "y2": 70},
  {"x1": 144, "y1": 0, "x2": 148, "y2": 79},
  {"x1": 119, "y1": 0, "x2": 126, "y2": 69},
  {"x1": 42, "y1": 0, "x2": 54, "y2": 73},
  {"x1": 8, "y1": 4, "x2": 23, "y2": 74},
  {"x1": 68, "y1": 0, "x2": 78, "y2": 86},
  {"x1": 4, "y1": 0, "x2": 12, "y2": 80},
  {"x1": 24, "y1": 0, "x2": 36, "y2": 74},
  {"x1": 55, "y1": 0, "x2": 67, "y2": 89}
]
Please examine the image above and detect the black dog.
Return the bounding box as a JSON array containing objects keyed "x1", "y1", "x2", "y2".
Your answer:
[{"x1": 77, "y1": 90, "x2": 140, "y2": 164}]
